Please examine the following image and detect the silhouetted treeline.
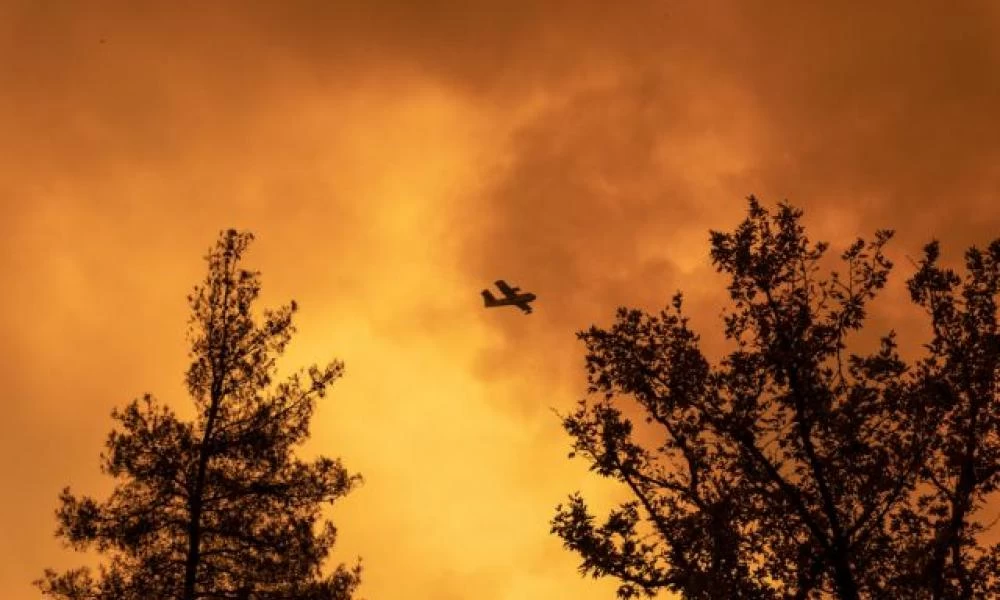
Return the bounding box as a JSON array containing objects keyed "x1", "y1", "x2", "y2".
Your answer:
[
  {"x1": 37, "y1": 230, "x2": 362, "y2": 600},
  {"x1": 553, "y1": 198, "x2": 1000, "y2": 599}
]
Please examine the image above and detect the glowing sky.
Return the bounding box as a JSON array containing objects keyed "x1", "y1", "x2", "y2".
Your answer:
[{"x1": 3, "y1": 2, "x2": 999, "y2": 598}]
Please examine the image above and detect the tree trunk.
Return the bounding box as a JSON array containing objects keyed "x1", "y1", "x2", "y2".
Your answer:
[
  {"x1": 183, "y1": 273, "x2": 233, "y2": 600},
  {"x1": 181, "y1": 394, "x2": 221, "y2": 600},
  {"x1": 831, "y1": 550, "x2": 860, "y2": 600}
]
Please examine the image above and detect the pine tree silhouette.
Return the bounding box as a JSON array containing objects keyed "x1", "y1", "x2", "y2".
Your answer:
[{"x1": 37, "y1": 230, "x2": 363, "y2": 600}]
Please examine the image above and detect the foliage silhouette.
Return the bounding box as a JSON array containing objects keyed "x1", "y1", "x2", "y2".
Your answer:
[
  {"x1": 552, "y1": 198, "x2": 1000, "y2": 599},
  {"x1": 37, "y1": 230, "x2": 362, "y2": 600}
]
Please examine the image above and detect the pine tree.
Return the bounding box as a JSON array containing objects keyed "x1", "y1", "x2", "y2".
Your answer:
[{"x1": 37, "y1": 230, "x2": 362, "y2": 600}]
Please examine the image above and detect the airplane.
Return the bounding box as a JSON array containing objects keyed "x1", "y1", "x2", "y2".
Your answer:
[{"x1": 482, "y1": 279, "x2": 536, "y2": 314}]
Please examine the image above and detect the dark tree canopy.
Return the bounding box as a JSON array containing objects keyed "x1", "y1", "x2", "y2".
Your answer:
[
  {"x1": 552, "y1": 198, "x2": 1000, "y2": 599},
  {"x1": 38, "y1": 230, "x2": 362, "y2": 600}
]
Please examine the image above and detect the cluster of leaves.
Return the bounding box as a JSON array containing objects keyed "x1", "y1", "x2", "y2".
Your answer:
[
  {"x1": 553, "y1": 198, "x2": 1000, "y2": 599},
  {"x1": 37, "y1": 230, "x2": 362, "y2": 600}
]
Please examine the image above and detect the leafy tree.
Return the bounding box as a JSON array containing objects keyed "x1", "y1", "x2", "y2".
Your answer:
[
  {"x1": 37, "y1": 230, "x2": 362, "y2": 600},
  {"x1": 552, "y1": 198, "x2": 1000, "y2": 599}
]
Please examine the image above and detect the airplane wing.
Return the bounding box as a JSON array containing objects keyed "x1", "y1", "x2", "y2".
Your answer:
[
  {"x1": 495, "y1": 279, "x2": 518, "y2": 297},
  {"x1": 515, "y1": 302, "x2": 533, "y2": 314}
]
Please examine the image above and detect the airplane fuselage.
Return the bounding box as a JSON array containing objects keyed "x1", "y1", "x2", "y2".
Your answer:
[{"x1": 485, "y1": 293, "x2": 536, "y2": 306}]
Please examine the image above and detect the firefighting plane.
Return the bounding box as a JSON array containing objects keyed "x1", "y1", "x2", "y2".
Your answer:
[{"x1": 481, "y1": 280, "x2": 536, "y2": 314}]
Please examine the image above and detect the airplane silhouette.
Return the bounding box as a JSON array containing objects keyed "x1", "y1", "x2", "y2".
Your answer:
[{"x1": 482, "y1": 280, "x2": 536, "y2": 314}]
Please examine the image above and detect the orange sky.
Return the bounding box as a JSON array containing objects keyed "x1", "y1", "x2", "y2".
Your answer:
[{"x1": 2, "y1": 2, "x2": 999, "y2": 599}]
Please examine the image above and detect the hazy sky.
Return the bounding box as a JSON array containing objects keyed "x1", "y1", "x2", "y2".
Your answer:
[{"x1": 3, "y1": 2, "x2": 999, "y2": 599}]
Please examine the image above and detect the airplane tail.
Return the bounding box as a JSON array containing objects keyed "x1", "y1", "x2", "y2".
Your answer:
[{"x1": 481, "y1": 290, "x2": 497, "y2": 306}]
